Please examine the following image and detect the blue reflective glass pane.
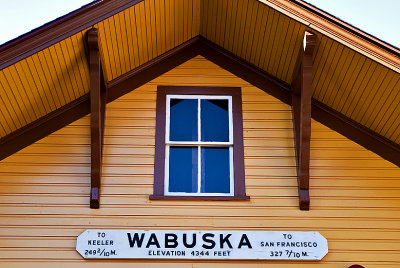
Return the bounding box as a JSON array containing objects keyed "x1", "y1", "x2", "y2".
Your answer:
[
  {"x1": 201, "y1": 99, "x2": 229, "y2": 142},
  {"x1": 170, "y1": 99, "x2": 198, "y2": 141},
  {"x1": 201, "y1": 147, "x2": 230, "y2": 193},
  {"x1": 169, "y1": 147, "x2": 198, "y2": 193}
]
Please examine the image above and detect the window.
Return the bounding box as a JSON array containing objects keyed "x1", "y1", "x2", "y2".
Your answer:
[
  {"x1": 151, "y1": 86, "x2": 248, "y2": 200},
  {"x1": 166, "y1": 95, "x2": 233, "y2": 196}
]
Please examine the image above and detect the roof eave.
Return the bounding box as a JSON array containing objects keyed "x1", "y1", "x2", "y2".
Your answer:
[{"x1": 1, "y1": 36, "x2": 400, "y2": 167}]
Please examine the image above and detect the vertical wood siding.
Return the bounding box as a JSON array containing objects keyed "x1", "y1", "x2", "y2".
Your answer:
[{"x1": 0, "y1": 56, "x2": 399, "y2": 267}]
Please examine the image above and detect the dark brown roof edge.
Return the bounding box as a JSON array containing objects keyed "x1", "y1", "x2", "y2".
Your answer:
[
  {"x1": 1, "y1": 36, "x2": 399, "y2": 168},
  {"x1": 288, "y1": 0, "x2": 400, "y2": 57},
  {"x1": 0, "y1": 0, "x2": 144, "y2": 70}
]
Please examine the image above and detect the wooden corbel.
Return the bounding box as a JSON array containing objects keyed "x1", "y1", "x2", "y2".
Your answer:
[
  {"x1": 291, "y1": 31, "x2": 316, "y2": 210},
  {"x1": 87, "y1": 28, "x2": 107, "y2": 208}
]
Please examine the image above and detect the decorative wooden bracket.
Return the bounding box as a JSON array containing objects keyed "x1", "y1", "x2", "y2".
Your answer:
[
  {"x1": 291, "y1": 31, "x2": 316, "y2": 210},
  {"x1": 87, "y1": 28, "x2": 107, "y2": 208}
]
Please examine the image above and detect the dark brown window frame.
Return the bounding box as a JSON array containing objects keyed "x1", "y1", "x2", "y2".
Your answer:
[{"x1": 150, "y1": 86, "x2": 249, "y2": 200}]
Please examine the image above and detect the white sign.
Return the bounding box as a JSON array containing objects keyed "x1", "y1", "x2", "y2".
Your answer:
[{"x1": 76, "y1": 230, "x2": 328, "y2": 260}]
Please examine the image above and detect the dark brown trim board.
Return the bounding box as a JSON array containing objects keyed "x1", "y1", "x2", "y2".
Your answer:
[
  {"x1": 0, "y1": 0, "x2": 145, "y2": 70},
  {"x1": 291, "y1": 32, "x2": 316, "y2": 210},
  {"x1": 150, "y1": 86, "x2": 249, "y2": 200},
  {"x1": 87, "y1": 28, "x2": 102, "y2": 209}
]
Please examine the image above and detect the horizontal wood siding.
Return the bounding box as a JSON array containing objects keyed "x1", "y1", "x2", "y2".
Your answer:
[{"x1": 0, "y1": 56, "x2": 400, "y2": 267}]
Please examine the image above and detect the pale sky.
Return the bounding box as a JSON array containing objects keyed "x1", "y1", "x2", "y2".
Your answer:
[
  {"x1": 305, "y1": 0, "x2": 400, "y2": 48},
  {"x1": 0, "y1": 0, "x2": 399, "y2": 47},
  {"x1": 0, "y1": 0, "x2": 93, "y2": 45}
]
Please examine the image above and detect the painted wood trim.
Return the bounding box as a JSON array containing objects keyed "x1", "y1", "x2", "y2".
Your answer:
[
  {"x1": 151, "y1": 86, "x2": 249, "y2": 200},
  {"x1": 299, "y1": 32, "x2": 315, "y2": 206},
  {"x1": 87, "y1": 28, "x2": 103, "y2": 209},
  {"x1": 291, "y1": 32, "x2": 316, "y2": 210},
  {"x1": 0, "y1": 0, "x2": 145, "y2": 70}
]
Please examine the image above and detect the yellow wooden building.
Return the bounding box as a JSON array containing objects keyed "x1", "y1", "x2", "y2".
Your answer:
[{"x1": 0, "y1": 0, "x2": 399, "y2": 267}]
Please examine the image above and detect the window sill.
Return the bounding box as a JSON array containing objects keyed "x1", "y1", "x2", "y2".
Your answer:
[{"x1": 149, "y1": 195, "x2": 250, "y2": 201}]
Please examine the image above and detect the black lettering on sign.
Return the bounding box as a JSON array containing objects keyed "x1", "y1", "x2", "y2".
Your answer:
[
  {"x1": 219, "y1": 234, "x2": 233, "y2": 249},
  {"x1": 165, "y1": 233, "x2": 178, "y2": 248},
  {"x1": 202, "y1": 233, "x2": 216, "y2": 249},
  {"x1": 127, "y1": 233, "x2": 145, "y2": 248},
  {"x1": 183, "y1": 233, "x2": 196, "y2": 248},
  {"x1": 146, "y1": 233, "x2": 161, "y2": 248},
  {"x1": 238, "y1": 234, "x2": 252, "y2": 248}
]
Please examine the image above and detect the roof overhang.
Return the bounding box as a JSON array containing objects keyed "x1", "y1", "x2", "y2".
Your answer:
[
  {"x1": 0, "y1": 0, "x2": 399, "y2": 166},
  {"x1": 1, "y1": 36, "x2": 399, "y2": 167}
]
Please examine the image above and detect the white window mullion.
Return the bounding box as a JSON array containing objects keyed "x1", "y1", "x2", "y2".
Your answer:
[
  {"x1": 166, "y1": 96, "x2": 171, "y2": 143},
  {"x1": 197, "y1": 145, "x2": 201, "y2": 194},
  {"x1": 197, "y1": 99, "x2": 201, "y2": 194},
  {"x1": 165, "y1": 94, "x2": 235, "y2": 196},
  {"x1": 229, "y1": 96, "x2": 233, "y2": 143},
  {"x1": 164, "y1": 145, "x2": 170, "y2": 194},
  {"x1": 229, "y1": 146, "x2": 234, "y2": 195},
  {"x1": 198, "y1": 98, "x2": 201, "y2": 142},
  {"x1": 166, "y1": 141, "x2": 233, "y2": 146}
]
